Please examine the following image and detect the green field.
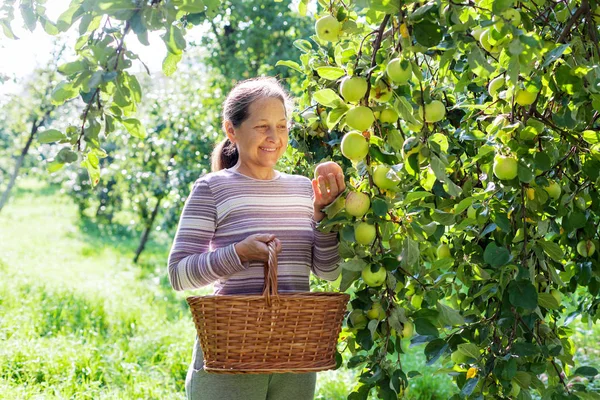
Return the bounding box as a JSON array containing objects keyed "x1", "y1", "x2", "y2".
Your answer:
[{"x1": 0, "y1": 177, "x2": 597, "y2": 399}]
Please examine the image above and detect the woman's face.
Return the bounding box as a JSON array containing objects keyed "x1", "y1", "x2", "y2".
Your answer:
[{"x1": 226, "y1": 97, "x2": 289, "y2": 171}]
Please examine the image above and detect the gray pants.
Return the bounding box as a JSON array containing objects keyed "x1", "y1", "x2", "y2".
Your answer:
[{"x1": 185, "y1": 337, "x2": 317, "y2": 400}]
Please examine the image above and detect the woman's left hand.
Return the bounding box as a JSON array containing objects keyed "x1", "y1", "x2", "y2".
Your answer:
[{"x1": 312, "y1": 172, "x2": 346, "y2": 222}]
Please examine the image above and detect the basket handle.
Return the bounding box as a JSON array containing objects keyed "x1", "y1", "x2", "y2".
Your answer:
[{"x1": 262, "y1": 240, "x2": 279, "y2": 306}]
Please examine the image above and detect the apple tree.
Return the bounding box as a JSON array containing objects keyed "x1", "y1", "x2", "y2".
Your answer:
[{"x1": 283, "y1": 0, "x2": 600, "y2": 398}]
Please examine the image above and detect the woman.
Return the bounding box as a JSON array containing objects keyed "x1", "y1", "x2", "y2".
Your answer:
[{"x1": 167, "y1": 76, "x2": 345, "y2": 400}]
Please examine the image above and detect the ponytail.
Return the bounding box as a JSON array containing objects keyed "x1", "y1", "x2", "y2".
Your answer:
[{"x1": 211, "y1": 137, "x2": 239, "y2": 172}]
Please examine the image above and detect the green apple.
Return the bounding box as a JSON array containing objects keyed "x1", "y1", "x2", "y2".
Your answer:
[
  {"x1": 369, "y1": 80, "x2": 393, "y2": 103},
  {"x1": 315, "y1": 15, "x2": 340, "y2": 42},
  {"x1": 471, "y1": 27, "x2": 485, "y2": 41},
  {"x1": 488, "y1": 75, "x2": 505, "y2": 98},
  {"x1": 479, "y1": 29, "x2": 500, "y2": 53},
  {"x1": 348, "y1": 309, "x2": 368, "y2": 329},
  {"x1": 515, "y1": 88, "x2": 538, "y2": 106},
  {"x1": 355, "y1": 222, "x2": 376, "y2": 245},
  {"x1": 543, "y1": 181, "x2": 561, "y2": 200},
  {"x1": 373, "y1": 165, "x2": 399, "y2": 190},
  {"x1": 386, "y1": 58, "x2": 412, "y2": 85},
  {"x1": 502, "y1": 8, "x2": 522, "y2": 25},
  {"x1": 493, "y1": 155, "x2": 518, "y2": 180},
  {"x1": 341, "y1": 131, "x2": 369, "y2": 160},
  {"x1": 361, "y1": 265, "x2": 387, "y2": 287},
  {"x1": 437, "y1": 243, "x2": 452, "y2": 259},
  {"x1": 577, "y1": 240, "x2": 595, "y2": 257},
  {"x1": 418, "y1": 100, "x2": 446, "y2": 123},
  {"x1": 345, "y1": 191, "x2": 370, "y2": 217},
  {"x1": 379, "y1": 108, "x2": 399, "y2": 123},
  {"x1": 366, "y1": 301, "x2": 386, "y2": 320},
  {"x1": 345, "y1": 106, "x2": 375, "y2": 132},
  {"x1": 401, "y1": 320, "x2": 414, "y2": 338},
  {"x1": 340, "y1": 76, "x2": 368, "y2": 103},
  {"x1": 410, "y1": 294, "x2": 423, "y2": 308}
]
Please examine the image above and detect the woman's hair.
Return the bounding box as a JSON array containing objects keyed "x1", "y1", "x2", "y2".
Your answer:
[{"x1": 211, "y1": 77, "x2": 295, "y2": 172}]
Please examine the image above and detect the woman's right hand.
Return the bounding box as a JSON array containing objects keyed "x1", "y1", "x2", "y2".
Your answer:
[{"x1": 234, "y1": 234, "x2": 282, "y2": 263}]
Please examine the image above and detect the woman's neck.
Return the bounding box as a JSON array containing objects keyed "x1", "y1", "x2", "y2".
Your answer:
[{"x1": 230, "y1": 161, "x2": 277, "y2": 180}]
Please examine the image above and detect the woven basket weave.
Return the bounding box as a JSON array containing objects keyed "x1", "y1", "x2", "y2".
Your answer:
[{"x1": 186, "y1": 241, "x2": 350, "y2": 374}]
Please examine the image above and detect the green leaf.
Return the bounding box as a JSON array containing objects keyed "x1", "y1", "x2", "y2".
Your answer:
[
  {"x1": 405, "y1": 191, "x2": 433, "y2": 203},
  {"x1": 326, "y1": 106, "x2": 348, "y2": 130},
  {"x1": 51, "y1": 81, "x2": 79, "y2": 105},
  {"x1": 58, "y1": 60, "x2": 87, "y2": 76},
  {"x1": 582, "y1": 130, "x2": 600, "y2": 145},
  {"x1": 47, "y1": 160, "x2": 64, "y2": 173},
  {"x1": 483, "y1": 243, "x2": 510, "y2": 268},
  {"x1": 424, "y1": 339, "x2": 448, "y2": 365},
  {"x1": 38, "y1": 129, "x2": 66, "y2": 144},
  {"x1": 340, "y1": 258, "x2": 367, "y2": 272},
  {"x1": 436, "y1": 302, "x2": 465, "y2": 327},
  {"x1": 414, "y1": 318, "x2": 439, "y2": 337},
  {"x1": 461, "y1": 378, "x2": 479, "y2": 396},
  {"x1": 514, "y1": 371, "x2": 532, "y2": 388},
  {"x1": 542, "y1": 44, "x2": 569, "y2": 68},
  {"x1": 276, "y1": 60, "x2": 302, "y2": 73},
  {"x1": 413, "y1": 21, "x2": 443, "y2": 47},
  {"x1": 121, "y1": 118, "x2": 146, "y2": 139},
  {"x1": 313, "y1": 89, "x2": 343, "y2": 107},
  {"x1": 508, "y1": 280, "x2": 538, "y2": 310},
  {"x1": 162, "y1": 52, "x2": 182, "y2": 76},
  {"x1": 372, "y1": 197, "x2": 388, "y2": 217},
  {"x1": 537, "y1": 293, "x2": 560, "y2": 310},
  {"x1": 340, "y1": 268, "x2": 361, "y2": 291},
  {"x1": 538, "y1": 240, "x2": 564, "y2": 261},
  {"x1": 573, "y1": 366, "x2": 599, "y2": 377},
  {"x1": 457, "y1": 343, "x2": 480, "y2": 359},
  {"x1": 316, "y1": 66, "x2": 346, "y2": 80},
  {"x1": 293, "y1": 39, "x2": 312, "y2": 53},
  {"x1": 162, "y1": 25, "x2": 186, "y2": 55},
  {"x1": 172, "y1": 0, "x2": 206, "y2": 13},
  {"x1": 19, "y1": 4, "x2": 37, "y2": 32}
]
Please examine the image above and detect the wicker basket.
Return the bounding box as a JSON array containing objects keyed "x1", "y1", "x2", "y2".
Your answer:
[{"x1": 186, "y1": 241, "x2": 350, "y2": 374}]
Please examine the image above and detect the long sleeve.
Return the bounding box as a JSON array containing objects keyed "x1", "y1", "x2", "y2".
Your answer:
[
  {"x1": 310, "y1": 220, "x2": 342, "y2": 281},
  {"x1": 167, "y1": 180, "x2": 247, "y2": 292}
]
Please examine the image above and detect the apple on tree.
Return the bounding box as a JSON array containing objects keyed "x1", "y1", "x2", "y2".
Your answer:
[
  {"x1": 493, "y1": 154, "x2": 518, "y2": 180},
  {"x1": 340, "y1": 76, "x2": 368, "y2": 103},
  {"x1": 418, "y1": 100, "x2": 446, "y2": 123},
  {"x1": 366, "y1": 301, "x2": 386, "y2": 320},
  {"x1": 355, "y1": 221, "x2": 376, "y2": 245},
  {"x1": 373, "y1": 165, "x2": 399, "y2": 190},
  {"x1": 577, "y1": 240, "x2": 595, "y2": 257},
  {"x1": 345, "y1": 106, "x2": 375, "y2": 132},
  {"x1": 361, "y1": 265, "x2": 387, "y2": 287},
  {"x1": 437, "y1": 243, "x2": 451, "y2": 259},
  {"x1": 315, "y1": 15, "x2": 340, "y2": 42},
  {"x1": 345, "y1": 191, "x2": 370, "y2": 217},
  {"x1": 340, "y1": 130, "x2": 369, "y2": 161},
  {"x1": 379, "y1": 107, "x2": 398, "y2": 123},
  {"x1": 369, "y1": 80, "x2": 393, "y2": 103},
  {"x1": 386, "y1": 58, "x2": 412, "y2": 85}
]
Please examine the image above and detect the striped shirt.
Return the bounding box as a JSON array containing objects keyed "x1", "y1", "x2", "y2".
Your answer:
[{"x1": 167, "y1": 168, "x2": 341, "y2": 295}]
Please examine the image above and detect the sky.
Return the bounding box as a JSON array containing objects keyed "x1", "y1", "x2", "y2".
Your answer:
[{"x1": 0, "y1": 0, "x2": 175, "y2": 96}]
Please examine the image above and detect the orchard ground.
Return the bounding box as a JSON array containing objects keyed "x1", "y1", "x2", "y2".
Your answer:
[{"x1": 0, "y1": 176, "x2": 598, "y2": 399}]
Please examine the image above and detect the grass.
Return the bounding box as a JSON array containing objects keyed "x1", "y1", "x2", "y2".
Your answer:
[{"x1": 0, "y1": 176, "x2": 597, "y2": 399}]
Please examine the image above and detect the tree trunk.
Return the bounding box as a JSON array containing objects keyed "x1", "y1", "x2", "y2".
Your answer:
[
  {"x1": 0, "y1": 118, "x2": 40, "y2": 213},
  {"x1": 133, "y1": 196, "x2": 162, "y2": 264}
]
